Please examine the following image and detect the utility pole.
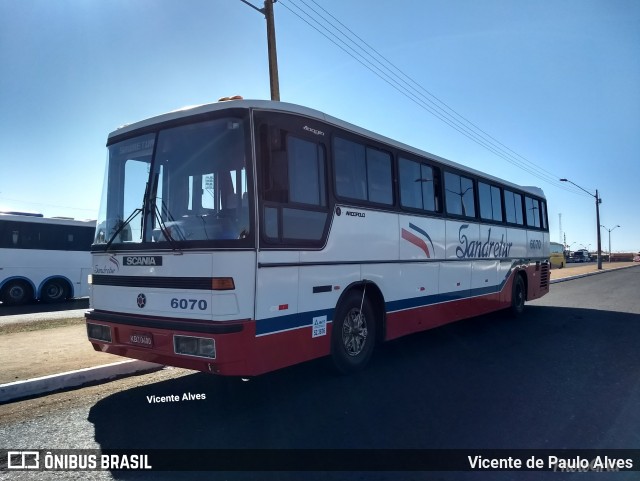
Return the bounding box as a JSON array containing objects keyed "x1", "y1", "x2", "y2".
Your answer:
[
  {"x1": 264, "y1": 0, "x2": 280, "y2": 101},
  {"x1": 240, "y1": 0, "x2": 280, "y2": 101},
  {"x1": 560, "y1": 179, "x2": 603, "y2": 270}
]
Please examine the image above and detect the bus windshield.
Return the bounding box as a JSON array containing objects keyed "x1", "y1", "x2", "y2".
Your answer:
[{"x1": 94, "y1": 117, "x2": 251, "y2": 248}]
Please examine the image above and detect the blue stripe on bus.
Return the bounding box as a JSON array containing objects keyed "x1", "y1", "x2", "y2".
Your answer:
[
  {"x1": 385, "y1": 282, "x2": 504, "y2": 313},
  {"x1": 255, "y1": 308, "x2": 335, "y2": 336},
  {"x1": 255, "y1": 276, "x2": 512, "y2": 336}
]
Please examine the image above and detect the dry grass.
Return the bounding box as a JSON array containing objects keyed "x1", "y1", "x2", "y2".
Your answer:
[{"x1": 0, "y1": 316, "x2": 84, "y2": 336}]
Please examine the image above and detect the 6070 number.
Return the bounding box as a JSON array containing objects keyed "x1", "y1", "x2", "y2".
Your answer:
[{"x1": 171, "y1": 298, "x2": 207, "y2": 310}]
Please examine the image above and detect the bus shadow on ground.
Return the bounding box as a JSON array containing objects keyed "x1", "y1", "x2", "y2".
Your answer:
[{"x1": 87, "y1": 305, "x2": 640, "y2": 480}]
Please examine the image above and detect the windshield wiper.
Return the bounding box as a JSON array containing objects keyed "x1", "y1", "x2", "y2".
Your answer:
[
  {"x1": 153, "y1": 201, "x2": 184, "y2": 250},
  {"x1": 147, "y1": 172, "x2": 183, "y2": 251},
  {"x1": 104, "y1": 208, "x2": 142, "y2": 250},
  {"x1": 104, "y1": 179, "x2": 151, "y2": 250}
]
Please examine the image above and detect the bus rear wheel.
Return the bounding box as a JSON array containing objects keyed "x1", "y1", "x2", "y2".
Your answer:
[
  {"x1": 41, "y1": 279, "x2": 69, "y2": 303},
  {"x1": 331, "y1": 290, "x2": 377, "y2": 374},
  {"x1": 1, "y1": 280, "x2": 33, "y2": 306},
  {"x1": 510, "y1": 274, "x2": 526, "y2": 317}
]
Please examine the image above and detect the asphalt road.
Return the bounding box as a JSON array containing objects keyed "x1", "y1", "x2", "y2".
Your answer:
[
  {"x1": 1, "y1": 268, "x2": 639, "y2": 481},
  {"x1": 0, "y1": 297, "x2": 89, "y2": 320}
]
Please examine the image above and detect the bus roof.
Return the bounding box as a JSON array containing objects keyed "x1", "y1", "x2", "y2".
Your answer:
[
  {"x1": 109, "y1": 99, "x2": 545, "y2": 199},
  {"x1": 0, "y1": 213, "x2": 96, "y2": 227}
]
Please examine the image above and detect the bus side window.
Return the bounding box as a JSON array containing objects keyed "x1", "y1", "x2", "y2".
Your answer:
[
  {"x1": 399, "y1": 157, "x2": 440, "y2": 212},
  {"x1": 504, "y1": 189, "x2": 524, "y2": 225},
  {"x1": 260, "y1": 123, "x2": 329, "y2": 244},
  {"x1": 444, "y1": 171, "x2": 476, "y2": 218}
]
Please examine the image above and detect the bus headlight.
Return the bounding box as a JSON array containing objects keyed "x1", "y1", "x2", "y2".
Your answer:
[{"x1": 174, "y1": 335, "x2": 216, "y2": 359}]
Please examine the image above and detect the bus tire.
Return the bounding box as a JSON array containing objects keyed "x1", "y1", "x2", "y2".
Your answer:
[
  {"x1": 41, "y1": 278, "x2": 69, "y2": 303},
  {"x1": 331, "y1": 290, "x2": 377, "y2": 374},
  {"x1": 1, "y1": 280, "x2": 33, "y2": 306},
  {"x1": 510, "y1": 274, "x2": 526, "y2": 317}
]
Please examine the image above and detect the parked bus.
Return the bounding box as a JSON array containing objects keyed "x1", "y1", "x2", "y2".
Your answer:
[
  {"x1": 0, "y1": 213, "x2": 95, "y2": 305},
  {"x1": 86, "y1": 99, "x2": 550, "y2": 376},
  {"x1": 549, "y1": 241, "x2": 565, "y2": 268}
]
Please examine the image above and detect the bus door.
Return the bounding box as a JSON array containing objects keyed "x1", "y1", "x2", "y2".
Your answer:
[{"x1": 253, "y1": 111, "x2": 332, "y2": 366}]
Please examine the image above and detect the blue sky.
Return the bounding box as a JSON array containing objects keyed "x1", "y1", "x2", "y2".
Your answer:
[{"x1": 1, "y1": 0, "x2": 638, "y2": 252}]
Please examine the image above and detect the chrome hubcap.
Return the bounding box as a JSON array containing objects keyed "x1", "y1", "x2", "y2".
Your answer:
[{"x1": 342, "y1": 308, "x2": 368, "y2": 356}]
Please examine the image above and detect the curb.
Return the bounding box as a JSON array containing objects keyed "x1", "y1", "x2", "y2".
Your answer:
[
  {"x1": 550, "y1": 264, "x2": 639, "y2": 285},
  {"x1": 0, "y1": 360, "x2": 163, "y2": 404}
]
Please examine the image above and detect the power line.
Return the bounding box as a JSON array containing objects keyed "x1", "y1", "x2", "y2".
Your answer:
[
  {"x1": 278, "y1": 0, "x2": 588, "y2": 197},
  {"x1": 288, "y1": 0, "x2": 581, "y2": 194},
  {"x1": 304, "y1": 0, "x2": 572, "y2": 189},
  {"x1": 285, "y1": 0, "x2": 573, "y2": 190}
]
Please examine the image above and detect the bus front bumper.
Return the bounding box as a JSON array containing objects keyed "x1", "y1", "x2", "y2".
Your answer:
[{"x1": 84, "y1": 309, "x2": 258, "y2": 376}]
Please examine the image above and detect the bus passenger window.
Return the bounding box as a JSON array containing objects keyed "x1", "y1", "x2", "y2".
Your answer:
[
  {"x1": 366, "y1": 147, "x2": 392, "y2": 205},
  {"x1": 287, "y1": 136, "x2": 326, "y2": 206},
  {"x1": 525, "y1": 196, "x2": 541, "y2": 228},
  {"x1": 478, "y1": 182, "x2": 503, "y2": 222},
  {"x1": 399, "y1": 157, "x2": 438, "y2": 212},
  {"x1": 504, "y1": 190, "x2": 524, "y2": 225},
  {"x1": 333, "y1": 137, "x2": 392, "y2": 205},
  {"x1": 334, "y1": 137, "x2": 367, "y2": 201},
  {"x1": 445, "y1": 172, "x2": 475, "y2": 218}
]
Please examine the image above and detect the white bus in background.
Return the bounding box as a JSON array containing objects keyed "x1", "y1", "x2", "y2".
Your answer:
[
  {"x1": 86, "y1": 98, "x2": 550, "y2": 376},
  {"x1": 0, "y1": 213, "x2": 95, "y2": 305}
]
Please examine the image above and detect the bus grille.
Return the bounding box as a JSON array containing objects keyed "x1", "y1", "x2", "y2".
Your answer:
[{"x1": 539, "y1": 263, "x2": 550, "y2": 289}]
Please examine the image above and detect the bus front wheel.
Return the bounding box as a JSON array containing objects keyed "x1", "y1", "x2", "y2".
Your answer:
[
  {"x1": 1, "y1": 280, "x2": 33, "y2": 306},
  {"x1": 331, "y1": 290, "x2": 377, "y2": 374},
  {"x1": 41, "y1": 279, "x2": 69, "y2": 303}
]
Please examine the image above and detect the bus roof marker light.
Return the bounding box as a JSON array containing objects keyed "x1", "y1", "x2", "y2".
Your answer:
[{"x1": 218, "y1": 95, "x2": 244, "y2": 102}]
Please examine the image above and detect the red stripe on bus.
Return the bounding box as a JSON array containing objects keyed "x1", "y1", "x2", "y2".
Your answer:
[{"x1": 401, "y1": 228, "x2": 430, "y2": 257}]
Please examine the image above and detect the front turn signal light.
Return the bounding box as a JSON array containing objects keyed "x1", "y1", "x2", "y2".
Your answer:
[{"x1": 212, "y1": 277, "x2": 235, "y2": 290}]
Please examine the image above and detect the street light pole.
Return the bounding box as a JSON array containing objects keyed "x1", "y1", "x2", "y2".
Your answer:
[
  {"x1": 560, "y1": 179, "x2": 603, "y2": 270},
  {"x1": 240, "y1": 0, "x2": 280, "y2": 101},
  {"x1": 601, "y1": 224, "x2": 620, "y2": 262},
  {"x1": 595, "y1": 189, "x2": 602, "y2": 269}
]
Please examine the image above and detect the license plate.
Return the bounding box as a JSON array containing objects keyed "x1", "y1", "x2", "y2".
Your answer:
[{"x1": 129, "y1": 331, "x2": 153, "y2": 348}]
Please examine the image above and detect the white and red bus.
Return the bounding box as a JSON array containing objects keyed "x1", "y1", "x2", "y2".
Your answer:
[
  {"x1": 0, "y1": 213, "x2": 95, "y2": 305},
  {"x1": 86, "y1": 99, "x2": 550, "y2": 376}
]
